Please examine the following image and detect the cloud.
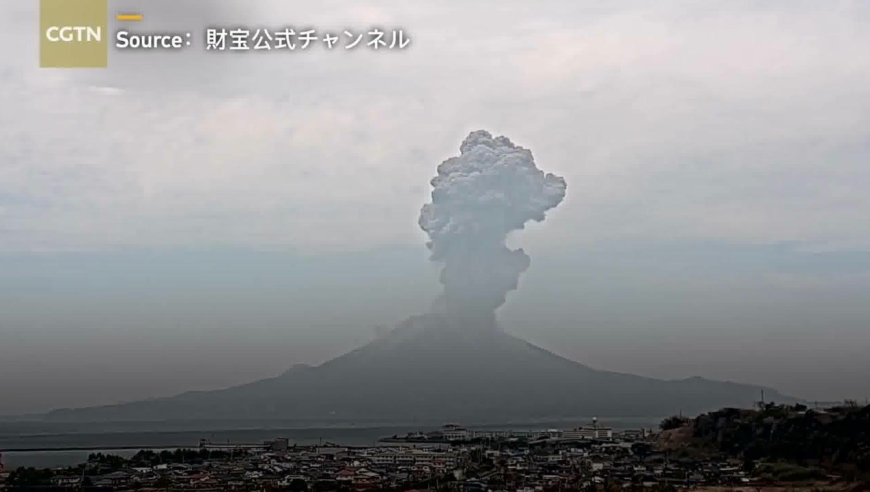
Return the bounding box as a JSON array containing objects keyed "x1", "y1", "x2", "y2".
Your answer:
[{"x1": 1, "y1": 0, "x2": 869, "y2": 253}]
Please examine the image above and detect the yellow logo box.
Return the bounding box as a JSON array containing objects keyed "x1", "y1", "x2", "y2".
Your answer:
[{"x1": 40, "y1": 0, "x2": 108, "y2": 68}]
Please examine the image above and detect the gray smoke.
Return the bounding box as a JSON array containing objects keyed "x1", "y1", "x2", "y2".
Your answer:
[{"x1": 419, "y1": 130, "x2": 567, "y2": 329}]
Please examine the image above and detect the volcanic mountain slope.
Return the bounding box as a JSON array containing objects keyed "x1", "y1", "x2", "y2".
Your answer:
[{"x1": 46, "y1": 314, "x2": 793, "y2": 423}]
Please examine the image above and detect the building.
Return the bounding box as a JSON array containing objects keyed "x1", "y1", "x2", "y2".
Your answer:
[
  {"x1": 269, "y1": 438, "x2": 290, "y2": 452},
  {"x1": 471, "y1": 430, "x2": 511, "y2": 439},
  {"x1": 564, "y1": 418, "x2": 614, "y2": 440},
  {"x1": 443, "y1": 424, "x2": 470, "y2": 441},
  {"x1": 564, "y1": 426, "x2": 613, "y2": 440},
  {"x1": 620, "y1": 429, "x2": 649, "y2": 440}
]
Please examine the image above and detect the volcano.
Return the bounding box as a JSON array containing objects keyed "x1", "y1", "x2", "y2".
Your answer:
[
  {"x1": 45, "y1": 131, "x2": 793, "y2": 423},
  {"x1": 46, "y1": 314, "x2": 790, "y2": 423}
]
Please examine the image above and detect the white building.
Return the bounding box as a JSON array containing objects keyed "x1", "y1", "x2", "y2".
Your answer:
[
  {"x1": 563, "y1": 420, "x2": 614, "y2": 440},
  {"x1": 370, "y1": 454, "x2": 395, "y2": 465},
  {"x1": 442, "y1": 424, "x2": 470, "y2": 441}
]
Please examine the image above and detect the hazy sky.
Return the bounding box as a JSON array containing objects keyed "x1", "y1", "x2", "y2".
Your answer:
[{"x1": 1, "y1": 0, "x2": 869, "y2": 415}]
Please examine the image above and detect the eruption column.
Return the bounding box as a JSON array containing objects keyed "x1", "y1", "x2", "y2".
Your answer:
[{"x1": 418, "y1": 130, "x2": 567, "y2": 330}]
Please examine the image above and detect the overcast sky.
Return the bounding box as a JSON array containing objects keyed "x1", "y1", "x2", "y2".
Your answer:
[{"x1": 1, "y1": 0, "x2": 869, "y2": 416}]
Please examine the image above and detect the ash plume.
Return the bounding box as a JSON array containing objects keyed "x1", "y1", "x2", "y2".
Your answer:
[{"x1": 418, "y1": 130, "x2": 567, "y2": 329}]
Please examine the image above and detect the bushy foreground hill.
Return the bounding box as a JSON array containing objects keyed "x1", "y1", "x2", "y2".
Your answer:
[{"x1": 662, "y1": 402, "x2": 870, "y2": 481}]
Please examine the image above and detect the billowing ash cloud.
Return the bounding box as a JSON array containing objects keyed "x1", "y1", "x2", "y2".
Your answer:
[{"x1": 419, "y1": 130, "x2": 567, "y2": 328}]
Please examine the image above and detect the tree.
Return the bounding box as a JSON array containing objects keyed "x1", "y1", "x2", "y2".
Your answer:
[
  {"x1": 8, "y1": 467, "x2": 54, "y2": 486},
  {"x1": 289, "y1": 478, "x2": 309, "y2": 492},
  {"x1": 631, "y1": 442, "x2": 653, "y2": 462},
  {"x1": 660, "y1": 415, "x2": 690, "y2": 431}
]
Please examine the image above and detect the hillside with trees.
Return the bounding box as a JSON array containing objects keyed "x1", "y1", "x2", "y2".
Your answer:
[{"x1": 660, "y1": 402, "x2": 870, "y2": 482}]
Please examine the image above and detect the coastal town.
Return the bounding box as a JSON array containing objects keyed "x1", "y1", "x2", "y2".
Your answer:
[{"x1": 3, "y1": 411, "x2": 861, "y2": 492}]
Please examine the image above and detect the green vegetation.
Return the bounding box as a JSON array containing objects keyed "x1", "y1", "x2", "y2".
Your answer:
[
  {"x1": 5, "y1": 448, "x2": 247, "y2": 488},
  {"x1": 126, "y1": 448, "x2": 241, "y2": 465},
  {"x1": 659, "y1": 415, "x2": 690, "y2": 430},
  {"x1": 5, "y1": 467, "x2": 55, "y2": 487},
  {"x1": 671, "y1": 402, "x2": 870, "y2": 481},
  {"x1": 755, "y1": 462, "x2": 827, "y2": 482}
]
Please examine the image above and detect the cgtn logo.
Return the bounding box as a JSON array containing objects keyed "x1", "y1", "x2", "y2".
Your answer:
[
  {"x1": 45, "y1": 25, "x2": 102, "y2": 42},
  {"x1": 39, "y1": 0, "x2": 107, "y2": 68}
]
